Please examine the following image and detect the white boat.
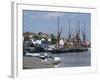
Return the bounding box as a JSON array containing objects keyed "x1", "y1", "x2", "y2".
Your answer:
[
  {"x1": 43, "y1": 56, "x2": 61, "y2": 66},
  {"x1": 26, "y1": 53, "x2": 40, "y2": 57}
]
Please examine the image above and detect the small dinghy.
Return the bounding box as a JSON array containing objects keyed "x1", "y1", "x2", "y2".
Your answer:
[{"x1": 43, "y1": 56, "x2": 61, "y2": 67}]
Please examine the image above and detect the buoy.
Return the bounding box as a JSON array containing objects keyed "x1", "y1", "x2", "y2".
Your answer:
[
  {"x1": 54, "y1": 57, "x2": 61, "y2": 62},
  {"x1": 53, "y1": 57, "x2": 61, "y2": 65}
]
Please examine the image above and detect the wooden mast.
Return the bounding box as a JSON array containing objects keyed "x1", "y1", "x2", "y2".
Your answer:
[
  {"x1": 57, "y1": 16, "x2": 60, "y2": 48},
  {"x1": 68, "y1": 16, "x2": 71, "y2": 40},
  {"x1": 57, "y1": 16, "x2": 63, "y2": 48},
  {"x1": 82, "y1": 18, "x2": 86, "y2": 43}
]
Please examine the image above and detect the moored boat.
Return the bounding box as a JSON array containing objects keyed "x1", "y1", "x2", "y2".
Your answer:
[{"x1": 44, "y1": 48, "x2": 88, "y2": 53}]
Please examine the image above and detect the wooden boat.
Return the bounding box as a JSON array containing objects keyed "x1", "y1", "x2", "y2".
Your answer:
[{"x1": 44, "y1": 48, "x2": 88, "y2": 53}]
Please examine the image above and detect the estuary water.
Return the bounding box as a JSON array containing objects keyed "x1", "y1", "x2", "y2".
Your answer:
[
  {"x1": 53, "y1": 50, "x2": 91, "y2": 67},
  {"x1": 23, "y1": 50, "x2": 91, "y2": 69}
]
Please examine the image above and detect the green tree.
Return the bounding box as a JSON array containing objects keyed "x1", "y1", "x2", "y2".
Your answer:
[
  {"x1": 50, "y1": 33, "x2": 57, "y2": 45},
  {"x1": 38, "y1": 32, "x2": 42, "y2": 40},
  {"x1": 34, "y1": 35, "x2": 39, "y2": 40}
]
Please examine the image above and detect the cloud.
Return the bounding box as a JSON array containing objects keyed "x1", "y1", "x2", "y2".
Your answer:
[
  {"x1": 30, "y1": 12, "x2": 65, "y2": 19},
  {"x1": 30, "y1": 13, "x2": 41, "y2": 18},
  {"x1": 44, "y1": 12, "x2": 65, "y2": 19}
]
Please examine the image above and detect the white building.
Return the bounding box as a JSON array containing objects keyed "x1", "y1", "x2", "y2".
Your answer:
[{"x1": 32, "y1": 40, "x2": 42, "y2": 45}]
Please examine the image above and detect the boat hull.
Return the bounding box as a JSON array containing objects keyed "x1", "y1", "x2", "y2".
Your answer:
[{"x1": 46, "y1": 48, "x2": 88, "y2": 53}]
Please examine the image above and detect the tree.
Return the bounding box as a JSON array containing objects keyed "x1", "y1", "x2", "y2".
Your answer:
[
  {"x1": 50, "y1": 33, "x2": 57, "y2": 45},
  {"x1": 34, "y1": 35, "x2": 39, "y2": 40},
  {"x1": 38, "y1": 32, "x2": 42, "y2": 40}
]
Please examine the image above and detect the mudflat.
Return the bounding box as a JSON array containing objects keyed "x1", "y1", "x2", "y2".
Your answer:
[{"x1": 23, "y1": 56, "x2": 54, "y2": 69}]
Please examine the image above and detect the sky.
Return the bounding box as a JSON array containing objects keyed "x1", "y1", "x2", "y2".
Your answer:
[{"x1": 23, "y1": 10, "x2": 91, "y2": 41}]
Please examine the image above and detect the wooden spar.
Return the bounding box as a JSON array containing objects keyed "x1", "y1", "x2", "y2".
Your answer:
[
  {"x1": 57, "y1": 16, "x2": 60, "y2": 48},
  {"x1": 57, "y1": 16, "x2": 63, "y2": 48},
  {"x1": 59, "y1": 26, "x2": 63, "y2": 37},
  {"x1": 68, "y1": 16, "x2": 71, "y2": 39},
  {"x1": 75, "y1": 17, "x2": 80, "y2": 41},
  {"x1": 58, "y1": 16, "x2": 59, "y2": 36},
  {"x1": 82, "y1": 18, "x2": 86, "y2": 42}
]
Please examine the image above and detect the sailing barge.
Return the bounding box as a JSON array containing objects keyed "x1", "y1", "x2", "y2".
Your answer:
[{"x1": 48, "y1": 16, "x2": 90, "y2": 54}]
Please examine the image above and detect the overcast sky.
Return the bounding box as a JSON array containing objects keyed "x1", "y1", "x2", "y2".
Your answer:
[{"x1": 23, "y1": 10, "x2": 91, "y2": 41}]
